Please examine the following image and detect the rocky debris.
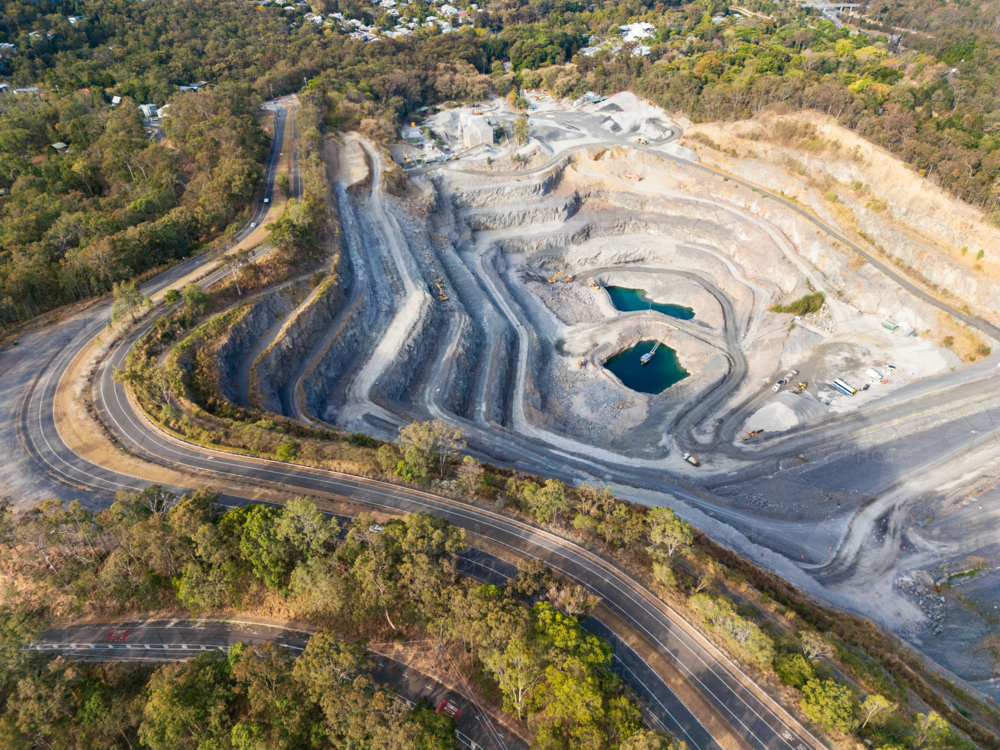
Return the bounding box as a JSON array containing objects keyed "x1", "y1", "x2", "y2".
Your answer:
[{"x1": 895, "y1": 576, "x2": 947, "y2": 636}]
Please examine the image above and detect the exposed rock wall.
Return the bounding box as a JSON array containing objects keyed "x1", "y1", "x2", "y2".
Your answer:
[
  {"x1": 214, "y1": 292, "x2": 297, "y2": 404},
  {"x1": 462, "y1": 191, "x2": 581, "y2": 231},
  {"x1": 251, "y1": 277, "x2": 345, "y2": 413}
]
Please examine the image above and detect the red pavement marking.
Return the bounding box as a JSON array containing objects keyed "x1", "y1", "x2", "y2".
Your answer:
[
  {"x1": 436, "y1": 699, "x2": 462, "y2": 721},
  {"x1": 103, "y1": 629, "x2": 130, "y2": 644}
]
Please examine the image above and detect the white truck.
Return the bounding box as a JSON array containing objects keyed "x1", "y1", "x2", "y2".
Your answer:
[{"x1": 682, "y1": 452, "x2": 700, "y2": 467}]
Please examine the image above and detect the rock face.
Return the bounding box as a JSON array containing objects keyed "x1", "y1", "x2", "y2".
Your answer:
[
  {"x1": 684, "y1": 112, "x2": 1000, "y2": 327},
  {"x1": 251, "y1": 276, "x2": 345, "y2": 413},
  {"x1": 215, "y1": 290, "x2": 298, "y2": 404}
]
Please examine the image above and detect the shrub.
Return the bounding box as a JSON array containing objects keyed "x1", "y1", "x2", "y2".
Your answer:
[
  {"x1": 276, "y1": 442, "x2": 298, "y2": 462},
  {"x1": 801, "y1": 679, "x2": 858, "y2": 733},
  {"x1": 823, "y1": 191, "x2": 839, "y2": 203},
  {"x1": 652, "y1": 561, "x2": 677, "y2": 590},
  {"x1": 772, "y1": 292, "x2": 825, "y2": 315},
  {"x1": 348, "y1": 433, "x2": 377, "y2": 448},
  {"x1": 775, "y1": 654, "x2": 815, "y2": 689},
  {"x1": 689, "y1": 594, "x2": 775, "y2": 670},
  {"x1": 572, "y1": 513, "x2": 601, "y2": 536}
]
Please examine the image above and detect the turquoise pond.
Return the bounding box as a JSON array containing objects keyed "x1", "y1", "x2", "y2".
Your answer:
[
  {"x1": 606, "y1": 286, "x2": 695, "y2": 320},
  {"x1": 603, "y1": 341, "x2": 689, "y2": 395}
]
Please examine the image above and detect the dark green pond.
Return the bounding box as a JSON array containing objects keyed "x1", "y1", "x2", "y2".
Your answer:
[
  {"x1": 604, "y1": 341, "x2": 689, "y2": 395},
  {"x1": 606, "y1": 286, "x2": 695, "y2": 320}
]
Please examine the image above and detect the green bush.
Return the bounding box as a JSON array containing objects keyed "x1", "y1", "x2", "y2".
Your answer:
[
  {"x1": 772, "y1": 292, "x2": 825, "y2": 315},
  {"x1": 823, "y1": 191, "x2": 839, "y2": 203},
  {"x1": 801, "y1": 679, "x2": 858, "y2": 733},
  {"x1": 775, "y1": 654, "x2": 815, "y2": 689},
  {"x1": 276, "y1": 442, "x2": 298, "y2": 462}
]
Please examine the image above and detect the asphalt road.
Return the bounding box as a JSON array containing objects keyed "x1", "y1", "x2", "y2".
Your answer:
[{"x1": 30, "y1": 618, "x2": 524, "y2": 750}]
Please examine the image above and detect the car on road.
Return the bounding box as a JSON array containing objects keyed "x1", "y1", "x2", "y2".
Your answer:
[
  {"x1": 772, "y1": 379, "x2": 787, "y2": 392},
  {"x1": 263, "y1": 197, "x2": 269, "y2": 204},
  {"x1": 250, "y1": 222, "x2": 257, "y2": 228}
]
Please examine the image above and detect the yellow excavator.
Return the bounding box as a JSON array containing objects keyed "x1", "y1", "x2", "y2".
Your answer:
[
  {"x1": 548, "y1": 270, "x2": 563, "y2": 283},
  {"x1": 434, "y1": 283, "x2": 448, "y2": 301}
]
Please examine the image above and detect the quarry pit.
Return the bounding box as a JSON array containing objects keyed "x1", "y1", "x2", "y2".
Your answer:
[{"x1": 199, "y1": 98, "x2": 1000, "y2": 693}]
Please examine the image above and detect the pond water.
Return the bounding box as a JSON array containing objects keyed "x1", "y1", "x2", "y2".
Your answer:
[
  {"x1": 606, "y1": 286, "x2": 695, "y2": 321},
  {"x1": 603, "y1": 341, "x2": 689, "y2": 395}
]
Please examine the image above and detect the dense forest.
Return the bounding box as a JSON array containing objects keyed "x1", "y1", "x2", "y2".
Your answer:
[
  {"x1": 2, "y1": 0, "x2": 999, "y2": 326},
  {"x1": 0, "y1": 490, "x2": 675, "y2": 750}
]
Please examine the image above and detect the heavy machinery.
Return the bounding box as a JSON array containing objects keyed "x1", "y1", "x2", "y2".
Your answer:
[
  {"x1": 624, "y1": 172, "x2": 642, "y2": 181},
  {"x1": 795, "y1": 381, "x2": 808, "y2": 392},
  {"x1": 589, "y1": 279, "x2": 600, "y2": 290},
  {"x1": 434, "y1": 283, "x2": 448, "y2": 301},
  {"x1": 635, "y1": 137, "x2": 647, "y2": 145},
  {"x1": 640, "y1": 338, "x2": 662, "y2": 365},
  {"x1": 741, "y1": 429, "x2": 765, "y2": 441},
  {"x1": 547, "y1": 270, "x2": 563, "y2": 283},
  {"x1": 561, "y1": 274, "x2": 574, "y2": 283},
  {"x1": 682, "y1": 452, "x2": 700, "y2": 467}
]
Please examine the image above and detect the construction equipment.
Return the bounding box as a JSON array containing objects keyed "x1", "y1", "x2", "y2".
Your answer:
[
  {"x1": 795, "y1": 381, "x2": 807, "y2": 392},
  {"x1": 635, "y1": 137, "x2": 647, "y2": 144},
  {"x1": 741, "y1": 429, "x2": 765, "y2": 441},
  {"x1": 682, "y1": 452, "x2": 700, "y2": 467},
  {"x1": 434, "y1": 283, "x2": 448, "y2": 301},
  {"x1": 547, "y1": 270, "x2": 563, "y2": 283},
  {"x1": 640, "y1": 337, "x2": 664, "y2": 365},
  {"x1": 589, "y1": 279, "x2": 600, "y2": 290},
  {"x1": 561, "y1": 274, "x2": 574, "y2": 283},
  {"x1": 624, "y1": 172, "x2": 642, "y2": 181}
]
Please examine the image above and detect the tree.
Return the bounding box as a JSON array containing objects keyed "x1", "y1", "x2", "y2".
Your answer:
[
  {"x1": 163, "y1": 288, "x2": 181, "y2": 306},
  {"x1": 914, "y1": 711, "x2": 951, "y2": 749},
  {"x1": 239, "y1": 504, "x2": 295, "y2": 591},
  {"x1": 859, "y1": 694, "x2": 895, "y2": 729},
  {"x1": 293, "y1": 630, "x2": 371, "y2": 701},
  {"x1": 139, "y1": 654, "x2": 235, "y2": 750},
  {"x1": 406, "y1": 696, "x2": 456, "y2": 750},
  {"x1": 513, "y1": 115, "x2": 529, "y2": 145},
  {"x1": 275, "y1": 442, "x2": 298, "y2": 462},
  {"x1": 528, "y1": 479, "x2": 572, "y2": 524},
  {"x1": 181, "y1": 283, "x2": 211, "y2": 316},
  {"x1": 277, "y1": 173, "x2": 291, "y2": 197},
  {"x1": 482, "y1": 638, "x2": 543, "y2": 720},
  {"x1": 601, "y1": 503, "x2": 646, "y2": 547},
  {"x1": 288, "y1": 555, "x2": 345, "y2": 617},
  {"x1": 800, "y1": 679, "x2": 858, "y2": 734},
  {"x1": 220, "y1": 248, "x2": 254, "y2": 296},
  {"x1": 277, "y1": 497, "x2": 337, "y2": 557},
  {"x1": 620, "y1": 729, "x2": 677, "y2": 750},
  {"x1": 801, "y1": 631, "x2": 831, "y2": 661},
  {"x1": 351, "y1": 527, "x2": 402, "y2": 630},
  {"x1": 774, "y1": 654, "x2": 815, "y2": 689},
  {"x1": 111, "y1": 280, "x2": 150, "y2": 324},
  {"x1": 396, "y1": 422, "x2": 434, "y2": 480},
  {"x1": 575, "y1": 484, "x2": 614, "y2": 517},
  {"x1": 647, "y1": 507, "x2": 693, "y2": 559},
  {"x1": 455, "y1": 455, "x2": 485, "y2": 496},
  {"x1": 546, "y1": 580, "x2": 600, "y2": 617}
]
